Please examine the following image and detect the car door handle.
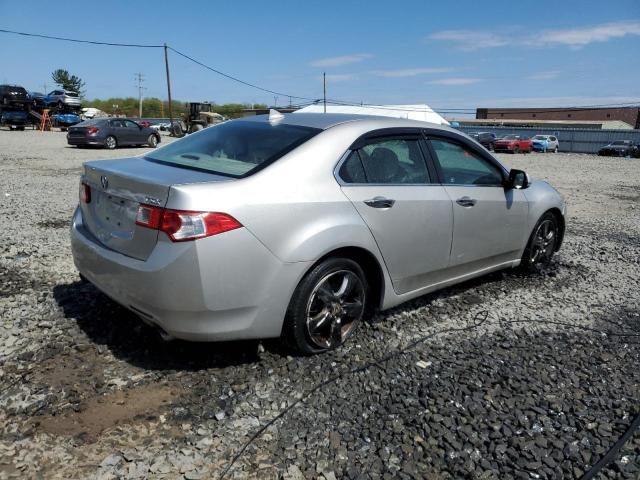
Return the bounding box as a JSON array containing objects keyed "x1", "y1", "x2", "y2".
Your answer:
[
  {"x1": 456, "y1": 196, "x2": 477, "y2": 207},
  {"x1": 364, "y1": 196, "x2": 395, "y2": 209}
]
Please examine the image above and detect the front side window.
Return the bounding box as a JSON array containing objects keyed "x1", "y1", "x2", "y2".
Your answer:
[
  {"x1": 339, "y1": 137, "x2": 431, "y2": 184},
  {"x1": 146, "y1": 121, "x2": 320, "y2": 178},
  {"x1": 430, "y1": 138, "x2": 504, "y2": 186},
  {"x1": 124, "y1": 120, "x2": 139, "y2": 129}
]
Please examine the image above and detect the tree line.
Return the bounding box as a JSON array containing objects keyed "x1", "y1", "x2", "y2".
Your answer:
[
  {"x1": 49, "y1": 68, "x2": 268, "y2": 118},
  {"x1": 82, "y1": 98, "x2": 268, "y2": 119}
]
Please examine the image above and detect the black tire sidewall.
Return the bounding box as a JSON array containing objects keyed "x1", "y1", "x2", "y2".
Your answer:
[
  {"x1": 148, "y1": 134, "x2": 158, "y2": 147},
  {"x1": 283, "y1": 257, "x2": 368, "y2": 355}
]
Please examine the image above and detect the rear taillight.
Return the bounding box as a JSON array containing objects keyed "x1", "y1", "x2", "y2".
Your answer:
[
  {"x1": 87, "y1": 127, "x2": 99, "y2": 135},
  {"x1": 80, "y1": 181, "x2": 91, "y2": 203},
  {"x1": 135, "y1": 204, "x2": 241, "y2": 242}
]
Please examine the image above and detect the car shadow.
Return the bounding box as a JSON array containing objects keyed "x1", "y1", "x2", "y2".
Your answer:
[
  {"x1": 53, "y1": 281, "x2": 263, "y2": 372},
  {"x1": 53, "y1": 262, "x2": 561, "y2": 370}
]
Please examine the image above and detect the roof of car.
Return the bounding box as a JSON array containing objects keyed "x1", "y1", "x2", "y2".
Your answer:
[{"x1": 237, "y1": 112, "x2": 453, "y2": 132}]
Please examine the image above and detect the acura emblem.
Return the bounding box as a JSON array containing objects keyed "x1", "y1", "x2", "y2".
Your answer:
[{"x1": 100, "y1": 175, "x2": 109, "y2": 189}]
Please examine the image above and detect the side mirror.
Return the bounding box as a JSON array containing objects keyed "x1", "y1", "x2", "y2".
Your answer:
[{"x1": 506, "y1": 169, "x2": 529, "y2": 189}]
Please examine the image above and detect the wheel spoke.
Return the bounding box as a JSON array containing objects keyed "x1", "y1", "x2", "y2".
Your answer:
[
  {"x1": 342, "y1": 300, "x2": 363, "y2": 317},
  {"x1": 316, "y1": 285, "x2": 336, "y2": 305},
  {"x1": 308, "y1": 310, "x2": 331, "y2": 334},
  {"x1": 335, "y1": 274, "x2": 355, "y2": 299},
  {"x1": 328, "y1": 318, "x2": 343, "y2": 347}
]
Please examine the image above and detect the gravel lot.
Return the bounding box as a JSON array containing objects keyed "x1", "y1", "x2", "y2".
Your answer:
[{"x1": 0, "y1": 129, "x2": 638, "y2": 480}]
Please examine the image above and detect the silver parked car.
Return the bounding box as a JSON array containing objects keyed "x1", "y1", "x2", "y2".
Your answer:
[
  {"x1": 45, "y1": 89, "x2": 81, "y2": 109},
  {"x1": 71, "y1": 113, "x2": 566, "y2": 353}
]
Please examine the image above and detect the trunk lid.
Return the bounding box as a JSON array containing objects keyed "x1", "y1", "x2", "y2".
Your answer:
[{"x1": 81, "y1": 157, "x2": 232, "y2": 260}]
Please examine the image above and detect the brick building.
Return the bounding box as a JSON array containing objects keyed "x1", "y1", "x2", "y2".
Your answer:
[{"x1": 476, "y1": 106, "x2": 640, "y2": 129}]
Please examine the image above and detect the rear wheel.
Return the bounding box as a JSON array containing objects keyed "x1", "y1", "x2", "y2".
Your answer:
[
  {"x1": 283, "y1": 258, "x2": 367, "y2": 354},
  {"x1": 520, "y1": 212, "x2": 559, "y2": 272},
  {"x1": 104, "y1": 135, "x2": 117, "y2": 150},
  {"x1": 553, "y1": 146, "x2": 559, "y2": 153},
  {"x1": 513, "y1": 146, "x2": 520, "y2": 154},
  {"x1": 189, "y1": 123, "x2": 204, "y2": 134},
  {"x1": 147, "y1": 134, "x2": 158, "y2": 148}
]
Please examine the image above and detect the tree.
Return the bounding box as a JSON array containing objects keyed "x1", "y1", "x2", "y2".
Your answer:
[{"x1": 51, "y1": 69, "x2": 86, "y2": 97}]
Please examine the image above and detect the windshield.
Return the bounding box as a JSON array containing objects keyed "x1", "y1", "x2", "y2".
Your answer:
[
  {"x1": 145, "y1": 120, "x2": 320, "y2": 178},
  {"x1": 503, "y1": 135, "x2": 518, "y2": 140},
  {"x1": 611, "y1": 141, "x2": 629, "y2": 145},
  {"x1": 532, "y1": 135, "x2": 548, "y2": 140}
]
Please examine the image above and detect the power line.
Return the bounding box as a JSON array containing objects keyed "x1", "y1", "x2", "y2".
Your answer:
[
  {"x1": 167, "y1": 46, "x2": 317, "y2": 102},
  {"x1": 0, "y1": 28, "x2": 163, "y2": 48}
]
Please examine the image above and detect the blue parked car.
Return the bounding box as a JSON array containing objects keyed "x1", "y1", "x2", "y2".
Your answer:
[
  {"x1": 1, "y1": 110, "x2": 29, "y2": 130},
  {"x1": 52, "y1": 112, "x2": 81, "y2": 128},
  {"x1": 531, "y1": 135, "x2": 560, "y2": 153}
]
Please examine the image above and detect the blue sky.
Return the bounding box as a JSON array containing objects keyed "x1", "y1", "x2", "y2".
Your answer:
[{"x1": 1, "y1": 0, "x2": 639, "y2": 114}]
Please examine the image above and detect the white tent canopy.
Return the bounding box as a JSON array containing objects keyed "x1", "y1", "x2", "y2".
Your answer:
[{"x1": 294, "y1": 104, "x2": 449, "y2": 126}]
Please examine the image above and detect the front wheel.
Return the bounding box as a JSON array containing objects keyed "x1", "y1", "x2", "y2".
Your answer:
[
  {"x1": 104, "y1": 135, "x2": 117, "y2": 150},
  {"x1": 147, "y1": 134, "x2": 158, "y2": 148},
  {"x1": 513, "y1": 146, "x2": 520, "y2": 154},
  {"x1": 283, "y1": 258, "x2": 368, "y2": 354},
  {"x1": 520, "y1": 212, "x2": 559, "y2": 273}
]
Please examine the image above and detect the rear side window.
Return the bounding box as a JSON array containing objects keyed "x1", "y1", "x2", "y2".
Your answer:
[
  {"x1": 146, "y1": 121, "x2": 320, "y2": 178},
  {"x1": 430, "y1": 139, "x2": 503, "y2": 186},
  {"x1": 339, "y1": 138, "x2": 430, "y2": 184}
]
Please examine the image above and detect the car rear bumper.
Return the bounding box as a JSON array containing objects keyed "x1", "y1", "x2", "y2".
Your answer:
[
  {"x1": 70, "y1": 207, "x2": 310, "y2": 341},
  {"x1": 67, "y1": 137, "x2": 104, "y2": 146}
]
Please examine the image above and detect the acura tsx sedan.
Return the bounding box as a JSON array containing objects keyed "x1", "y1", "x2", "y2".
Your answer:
[{"x1": 71, "y1": 112, "x2": 565, "y2": 353}]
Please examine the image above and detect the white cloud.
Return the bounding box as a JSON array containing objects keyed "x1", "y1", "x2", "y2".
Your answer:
[
  {"x1": 527, "y1": 71, "x2": 559, "y2": 81},
  {"x1": 428, "y1": 30, "x2": 508, "y2": 50},
  {"x1": 372, "y1": 67, "x2": 452, "y2": 77},
  {"x1": 430, "y1": 21, "x2": 640, "y2": 50},
  {"x1": 309, "y1": 54, "x2": 372, "y2": 68},
  {"x1": 429, "y1": 78, "x2": 482, "y2": 86},
  {"x1": 324, "y1": 74, "x2": 356, "y2": 82},
  {"x1": 534, "y1": 21, "x2": 640, "y2": 47}
]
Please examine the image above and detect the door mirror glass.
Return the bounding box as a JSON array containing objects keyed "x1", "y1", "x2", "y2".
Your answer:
[{"x1": 507, "y1": 169, "x2": 529, "y2": 189}]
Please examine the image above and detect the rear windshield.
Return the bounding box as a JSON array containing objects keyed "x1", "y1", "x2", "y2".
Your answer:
[{"x1": 146, "y1": 120, "x2": 320, "y2": 178}]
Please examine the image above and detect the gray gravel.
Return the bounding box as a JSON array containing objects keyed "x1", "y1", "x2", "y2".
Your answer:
[{"x1": 0, "y1": 130, "x2": 639, "y2": 479}]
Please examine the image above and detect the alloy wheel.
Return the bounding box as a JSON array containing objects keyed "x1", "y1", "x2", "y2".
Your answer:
[
  {"x1": 529, "y1": 219, "x2": 557, "y2": 265},
  {"x1": 305, "y1": 270, "x2": 365, "y2": 349}
]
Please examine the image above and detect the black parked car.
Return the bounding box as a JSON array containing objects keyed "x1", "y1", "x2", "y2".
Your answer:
[
  {"x1": 597, "y1": 140, "x2": 640, "y2": 157},
  {"x1": 0, "y1": 85, "x2": 29, "y2": 108},
  {"x1": 468, "y1": 131, "x2": 497, "y2": 150},
  {"x1": 67, "y1": 118, "x2": 161, "y2": 149}
]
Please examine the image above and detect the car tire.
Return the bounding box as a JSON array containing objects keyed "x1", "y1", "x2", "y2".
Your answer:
[
  {"x1": 283, "y1": 257, "x2": 368, "y2": 355},
  {"x1": 520, "y1": 212, "x2": 560, "y2": 273},
  {"x1": 104, "y1": 136, "x2": 117, "y2": 150},
  {"x1": 190, "y1": 123, "x2": 204, "y2": 134},
  {"x1": 147, "y1": 134, "x2": 158, "y2": 148},
  {"x1": 513, "y1": 146, "x2": 520, "y2": 154},
  {"x1": 553, "y1": 146, "x2": 559, "y2": 153},
  {"x1": 57, "y1": 101, "x2": 63, "y2": 110}
]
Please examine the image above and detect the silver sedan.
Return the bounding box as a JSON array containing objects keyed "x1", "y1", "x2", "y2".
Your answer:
[{"x1": 70, "y1": 112, "x2": 566, "y2": 354}]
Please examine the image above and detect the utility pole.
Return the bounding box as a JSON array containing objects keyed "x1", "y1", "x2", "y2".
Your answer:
[
  {"x1": 135, "y1": 73, "x2": 145, "y2": 119},
  {"x1": 323, "y1": 72, "x2": 326, "y2": 113},
  {"x1": 164, "y1": 44, "x2": 174, "y2": 134}
]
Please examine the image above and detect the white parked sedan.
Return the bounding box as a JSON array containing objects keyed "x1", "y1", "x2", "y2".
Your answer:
[{"x1": 70, "y1": 112, "x2": 566, "y2": 353}]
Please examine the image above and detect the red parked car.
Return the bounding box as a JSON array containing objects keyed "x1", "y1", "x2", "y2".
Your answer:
[{"x1": 493, "y1": 135, "x2": 532, "y2": 154}]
